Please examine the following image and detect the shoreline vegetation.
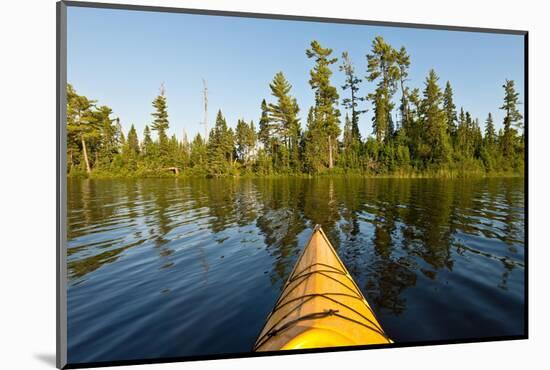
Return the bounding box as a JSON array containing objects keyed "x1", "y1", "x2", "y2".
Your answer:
[
  {"x1": 67, "y1": 37, "x2": 524, "y2": 180},
  {"x1": 80, "y1": 168, "x2": 523, "y2": 180}
]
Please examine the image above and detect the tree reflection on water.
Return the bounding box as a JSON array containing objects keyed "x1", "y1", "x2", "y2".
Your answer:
[{"x1": 67, "y1": 177, "x2": 524, "y2": 319}]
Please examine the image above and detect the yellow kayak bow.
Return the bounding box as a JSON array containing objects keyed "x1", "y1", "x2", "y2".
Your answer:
[{"x1": 254, "y1": 225, "x2": 392, "y2": 351}]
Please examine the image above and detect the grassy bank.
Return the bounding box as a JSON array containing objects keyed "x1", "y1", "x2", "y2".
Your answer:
[{"x1": 69, "y1": 167, "x2": 523, "y2": 180}]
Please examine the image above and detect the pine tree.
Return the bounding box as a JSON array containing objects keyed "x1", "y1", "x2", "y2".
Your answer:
[
  {"x1": 404, "y1": 87, "x2": 423, "y2": 162},
  {"x1": 151, "y1": 84, "x2": 170, "y2": 162},
  {"x1": 366, "y1": 36, "x2": 399, "y2": 143},
  {"x1": 95, "y1": 106, "x2": 120, "y2": 168},
  {"x1": 127, "y1": 124, "x2": 140, "y2": 155},
  {"x1": 456, "y1": 108, "x2": 467, "y2": 156},
  {"x1": 466, "y1": 111, "x2": 474, "y2": 156},
  {"x1": 227, "y1": 127, "x2": 236, "y2": 165},
  {"x1": 208, "y1": 110, "x2": 234, "y2": 175},
  {"x1": 258, "y1": 99, "x2": 271, "y2": 149},
  {"x1": 168, "y1": 134, "x2": 180, "y2": 167},
  {"x1": 500, "y1": 79, "x2": 523, "y2": 157},
  {"x1": 257, "y1": 98, "x2": 279, "y2": 166},
  {"x1": 66, "y1": 84, "x2": 100, "y2": 174},
  {"x1": 267, "y1": 72, "x2": 301, "y2": 171},
  {"x1": 180, "y1": 132, "x2": 191, "y2": 169},
  {"x1": 370, "y1": 89, "x2": 391, "y2": 143},
  {"x1": 120, "y1": 124, "x2": 139, "y2": 170},
  {"x1": 190, "y1": 133, "x2": 207, "y2": 169},
  {"x1": 306, "y1": 40, "x2": 341, "y2": 169},
  {"x1": 456, "y1": 110, "x2": 475, "y2": 158},
  {"x1": 421, "y1": 69, "x2": 450, "y2": 164},
  {"x1": 235, "y1": 119, "x2": 256, "y2": 166},
  {"x1": 472, "y1": 118, "x2": 483, "y2": 158},
  {"x1": 341, "y1": 114, "x2": 359, "y2": 169},
  {"x1": 339, "y1": 52, "x2": 365, "y2": 142},
  {"x1": 501, "y1": 79, "x2": 523, "y2": 129},
  {"x1": 480, "y1": 113, "x2": 497, "y2": 171},
  {"x1": 443, "y1": 81, "x2": 458, "y2": 139},
  {"x1": 484, "y1": 113, "x2": 496, "y2": 148},
  {"x1": 248, "y1": 120, "x2": 257, "y2": 162},
  {"x1": 119, "y1": 124, "x2": 138, "y2": 171},
  {"x1": 395, "y1": 46, "x2": 411, "y2": 131},
  {"x1": 303, "y1": 107, "x2": 327, "y2": 173},
  {"x1": 142, "y1": 125, "x2": 154, "y2": 160},
  {"x1": 236, "y1": 119, "x2": 250, "y2": 163}
]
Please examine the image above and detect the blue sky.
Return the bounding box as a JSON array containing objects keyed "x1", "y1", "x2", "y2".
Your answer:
[{"x1": 67, "y1": 6, "x2": 525, "y2": 141}]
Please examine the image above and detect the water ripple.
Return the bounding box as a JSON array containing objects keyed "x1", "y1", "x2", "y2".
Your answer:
[{"x1": 67, "y1": 177, "x2": 525, "y2": 363}]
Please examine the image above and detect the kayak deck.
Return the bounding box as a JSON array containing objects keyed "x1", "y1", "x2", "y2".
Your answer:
[{"x1": 254, "y1": 225, "x2": 391, "y2": 351}]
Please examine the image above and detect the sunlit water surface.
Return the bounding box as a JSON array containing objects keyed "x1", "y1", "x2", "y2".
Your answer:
[{"x1": 67, "y1": 177, "x2": 525, "y2": 363}]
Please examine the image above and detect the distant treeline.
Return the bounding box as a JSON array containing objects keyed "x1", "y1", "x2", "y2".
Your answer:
[{"x1": 67, "y1": 36, "x2": 524, "y2": 178}]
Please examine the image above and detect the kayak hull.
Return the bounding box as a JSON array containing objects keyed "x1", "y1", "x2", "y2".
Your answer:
[{"x1": 254, "y1": 225, "x2": 391, "y2": 351}]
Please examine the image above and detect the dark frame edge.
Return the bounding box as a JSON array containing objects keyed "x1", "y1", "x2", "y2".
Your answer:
[
  {"x1": 57, "y1": 1, "x2": 68, "y2": 369},
  {"x1": 62, "y1": 0, "x2": 527, "y2": 35},
  {"x1": 523, "y1": 32, "x2": 529, "y2": 339}
]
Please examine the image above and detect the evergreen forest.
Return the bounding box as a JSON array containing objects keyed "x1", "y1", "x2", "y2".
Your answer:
[{"x1": 67, "y1": 37, "x2": 524, "y2": 178}]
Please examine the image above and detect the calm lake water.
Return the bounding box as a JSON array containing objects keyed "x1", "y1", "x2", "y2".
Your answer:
[{"x1": 67, "y1": 177, "x2": 525, "y2": 364}]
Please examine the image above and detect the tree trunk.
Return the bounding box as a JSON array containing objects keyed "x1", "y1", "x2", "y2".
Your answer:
[
  {"x1": 400, "y1": 78, "x2": 409, "y2": 125},
  {"x1": 81, "y1": 136, "x2": 91, "y2": 174},
  {"x1": 69, "y1": 148, "x2": 73, "y2": 173},
  {"x1": 328, "y1": 135, "x2": 333, "y2": 169}
]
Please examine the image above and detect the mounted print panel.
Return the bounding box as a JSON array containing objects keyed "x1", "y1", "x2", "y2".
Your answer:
[{"x1": 57, "y1": 1, "x2": 527, "y2": 368}]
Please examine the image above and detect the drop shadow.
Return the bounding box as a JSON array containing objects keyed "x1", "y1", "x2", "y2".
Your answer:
[{"x1": 34, "y1": 353, "x2": 56, "y2": 367}]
